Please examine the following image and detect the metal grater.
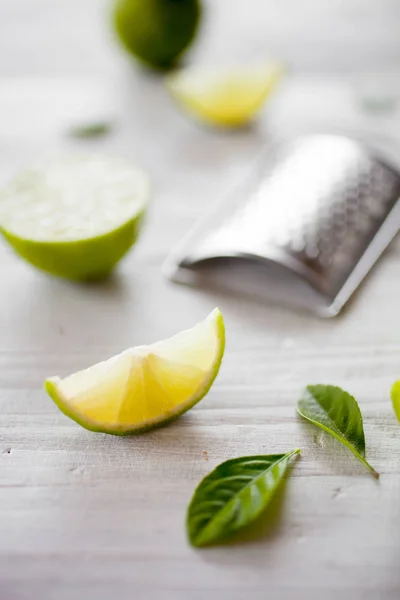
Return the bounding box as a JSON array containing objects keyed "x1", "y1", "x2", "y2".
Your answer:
[{"x1": 164, "y1": 135, "x2": 400, "y2": 317}]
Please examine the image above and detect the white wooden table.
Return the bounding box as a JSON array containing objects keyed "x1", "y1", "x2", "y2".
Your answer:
[{"x1": 1, "y1": 2, "x2": 400, "y2": 599}]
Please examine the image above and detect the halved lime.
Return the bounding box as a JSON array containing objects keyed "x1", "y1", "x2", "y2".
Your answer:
[
  {"x1": 45, "y1": 308, "x2": 225, "y2": 435},
  {"x1": 165, "y1": 63, "x2": 284, "y2": 128},
  {"x1": 0, "y1": 155, "x2": 149, "y2": 280}
]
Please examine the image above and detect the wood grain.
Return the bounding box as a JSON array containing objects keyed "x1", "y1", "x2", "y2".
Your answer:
[{"x1": 1, "y1": 2, "x2": 400, "y2": 599}]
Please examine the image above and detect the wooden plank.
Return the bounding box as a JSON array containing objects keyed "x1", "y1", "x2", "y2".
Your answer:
[{"x1": 1, "y1": 2, "x2": 400, "y2": 598}]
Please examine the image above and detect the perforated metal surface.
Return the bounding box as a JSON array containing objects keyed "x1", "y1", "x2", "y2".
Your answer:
[
  {"x1": 166, "y1": 135, "x2": 400, "y2": 316},
  {"x1": 247, "y1": 137, "x2": 400, "y2": 295}
]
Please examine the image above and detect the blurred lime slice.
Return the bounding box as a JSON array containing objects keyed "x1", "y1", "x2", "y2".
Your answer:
[
  {"x1": 391, "y1": 381, "x2": 400, "y2": 421},
  {"x1": 0, "y1": 155, "x2": 149, "y2": 280},
  {"x1": 165, "y1": 63, "x2": 284, "y2": 128}
]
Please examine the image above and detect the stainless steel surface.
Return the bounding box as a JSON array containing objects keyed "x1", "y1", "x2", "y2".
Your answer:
[{"x1": 165, "y1": 135, "x2": 400, "y2": 316}]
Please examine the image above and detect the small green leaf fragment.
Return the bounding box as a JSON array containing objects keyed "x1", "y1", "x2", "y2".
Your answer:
[
  {"x1": 297, "y1": 384, "x2": 379, "y2": 479},
  {"x1": 68, "y1": 122, "x2": 114, "y2": 139},
  {"x1": 391, "y1": 381, "x2": 400, "y2": 422},
  {"x1": 186, "y1": 449, "x2": 300, "y2": 547}
]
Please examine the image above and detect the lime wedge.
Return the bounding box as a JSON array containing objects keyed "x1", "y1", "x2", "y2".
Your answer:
[
  {"x1": 165, "y1": 63, "x2": 284, "y2": 128},
  {"x1": 45, "y1": 308, "x2": 225, "y2": 435},
  {"x1": 0, "y1": 155, "x2": 149, "y2": 280},
  {"x1": 391, "y1": 381, "x2": 400, "y2": 421}
]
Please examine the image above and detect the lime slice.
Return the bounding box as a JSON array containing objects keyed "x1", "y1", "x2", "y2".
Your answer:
[
  {"x1": 45, "y1": 308, "x2": 225, "y2": 435},
  {"x1": 391, "y1": 381, "x2": 400, "y2": 421},
  {"x1": 165, "y1": 63, "x2": 284, "y2": 128},
  {"x1": 0, "y1": 155, "x2": 149, "y2": 280}
]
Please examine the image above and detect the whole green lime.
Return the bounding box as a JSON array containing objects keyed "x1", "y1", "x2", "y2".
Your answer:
[{"x1": 113, "y1": 0, "x2": 201, "y2": 70}]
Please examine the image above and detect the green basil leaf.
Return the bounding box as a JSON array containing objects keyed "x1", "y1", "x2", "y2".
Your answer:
[
  {"x1": 187, "y1": 449, "x2": 300, "y2": 547},
  {"x1": 68, "y1": 122, "x2": 113, "y2": 139},
  {"x1": 391, "y1": 381, "x2": 400, "y2": 421},
  {"x1": 297, "y1": 384, "x2": 379, "y2": 479}
]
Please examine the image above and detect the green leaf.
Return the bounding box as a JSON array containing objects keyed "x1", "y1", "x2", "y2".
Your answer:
[
  {"x1": 391, "y1": 381, "x2": 400, "y2": 421},
  {"x1": 297, "y1": 384, "x2": 379, "y2": 479},
  {"x1": 67, "y1": 121, "x2": 113, "y2": 139},
  {"x1": 186, "y1": 449, "x2": 300, "y2": 547}
]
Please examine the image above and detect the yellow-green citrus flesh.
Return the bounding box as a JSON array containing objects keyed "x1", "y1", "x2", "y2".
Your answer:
[
  {"x1": 166, "y1": 63, "x2": 284, "y2": 127},
  {"x1": 0, "y1": 155, "x2": 149, "y2": 280},
  {"x1": 45, "y1": 308, "x2": 225, "y2": 435}
]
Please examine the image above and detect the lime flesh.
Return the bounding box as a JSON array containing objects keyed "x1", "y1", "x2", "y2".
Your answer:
[
  {"x1": 45, "y1": 308, "x2": 225, "y2": 435},
  {"x1": 0, "y1": 155, "x2": 149, "y2": 280},
  {"x1": 166, "y1": 64, "x2": 284, "y2": 127}
]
